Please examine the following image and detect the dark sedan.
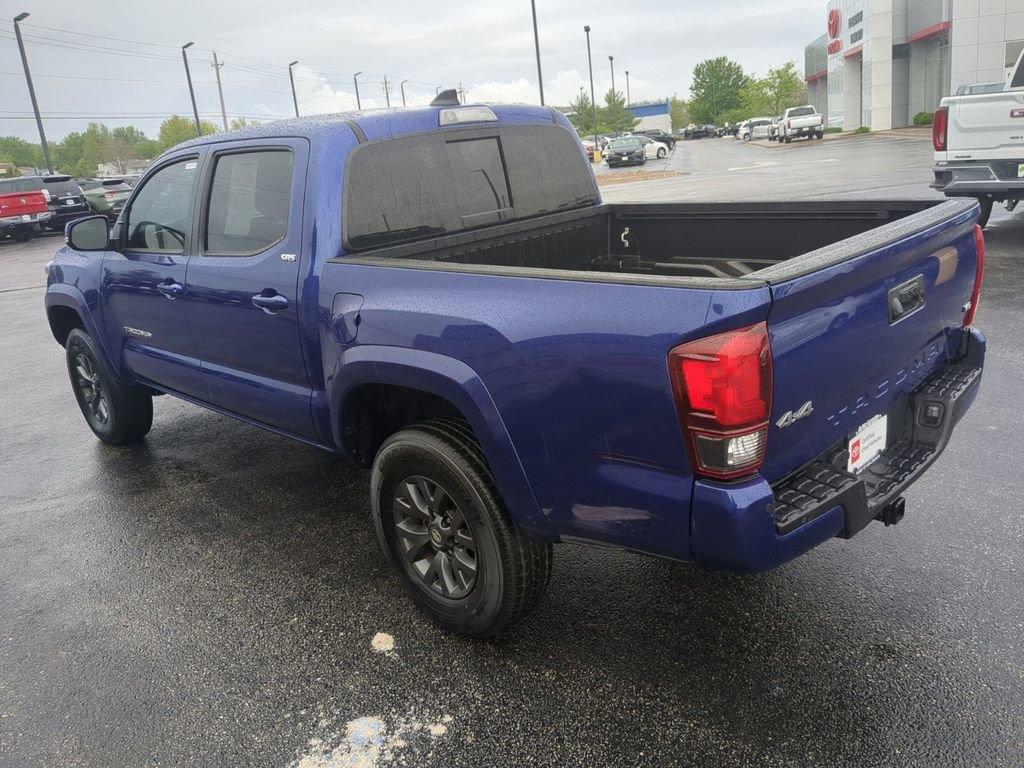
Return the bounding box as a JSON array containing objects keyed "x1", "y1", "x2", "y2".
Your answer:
[{"x1": 604, "y1": 137, "x2": 646, "y2": 167}]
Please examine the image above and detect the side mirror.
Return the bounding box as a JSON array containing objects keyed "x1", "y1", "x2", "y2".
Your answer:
[{"x1": 66, "y1": 215, "x2": 109, "y2": 251}]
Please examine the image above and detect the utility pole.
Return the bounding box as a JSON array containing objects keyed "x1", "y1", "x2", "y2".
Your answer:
[
  {"x1": 625, "y1": 70, "x2": 631, "y2": 108},
  {"x1": 353, "y1": 71, "x2": 362, "y2": 110},
  {"x1": 12, "y1": 12, "x2": 52, "y2": 173},
  {"x1": 530, "y1": 0, "x2": 545, "y2": 105},
  {"x1": 288, "y1": 61, "x2": 300, "y2": 117},
  {"x1": 211, "y1": 51, "x2": 228, "y2": 130},
  {"x1": 584, "y1": 26, "x2": 598, "y2": 150},
  {"x1": 609, "y1": 55, "x2": 616, "y2": 95},
  {"x1": 458, "y1": 83, "x2": 465, "y2": 103},
  {"x1": 181, "y1": 42, "x2": 201, "y2": 136},
  {"x1": 436, "y1": 85, "x2": 442, "y2": 95},
  {"x1": 383, "y1": 75, "x2": 391, "y2": 108},
  {"x1": 400, "y1": 79, "x2": 408, "y2": 107}
]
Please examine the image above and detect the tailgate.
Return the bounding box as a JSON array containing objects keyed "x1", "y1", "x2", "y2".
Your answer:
[
  {"x1": 757, "y1": 200, "x2": 980, "y2": 485},
  {"x1": 948, "y1": 91, "x2": 1024, "y2": 160}
]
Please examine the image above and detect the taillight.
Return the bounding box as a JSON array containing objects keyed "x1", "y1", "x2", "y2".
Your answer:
[
  {"x1": 933, "y1": 106, "x2": 948, "y2": 151},
  {"x1": 669, "y1": 322, "x2": 773, "y2": 480},
  {"x1": 964, "y1": 224, "x2": 985, "y2": 327}
]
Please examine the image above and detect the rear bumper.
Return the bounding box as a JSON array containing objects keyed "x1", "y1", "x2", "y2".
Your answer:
[
  {"x1": 690, "y1": 328, "x2": 985, "y2": 571},
  {"x1": 0, "y1": 211, "x2": 51, "y2": 228},
  {"x1": 932, "y1": 161, "x2": 1024, "y2": 198}
]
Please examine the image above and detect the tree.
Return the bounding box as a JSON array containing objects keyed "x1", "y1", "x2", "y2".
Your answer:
[
  {"x1": 157, "y1": 115, "x2": 218, "y2": 152},
  {"x1": 229, "y1": 117, "x2": 263, "y2": 131},
  {"x1": 670, "y1": 96, "x2": 690, "y2": 131},
  {"x1": 599, "y1": 89, "x2": 638, "y2": 133},
  {"x1": 0, "y1": 136, "x2": 44, "y2": 168},
  {"x1": 567, "y1": 91, "x2": 599, "y2": 136},
  {"x1": 689, "y1": 57, "x2": 749, "y2": 124},
  {"x1": 757, "y1": 62, "x2": 807, "y2": 116}
]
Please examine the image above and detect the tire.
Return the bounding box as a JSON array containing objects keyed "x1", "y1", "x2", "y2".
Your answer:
[
  {"x1": 65, "y1": 328, "x2": 153, "y2": 445},
  {"x1": 12, "y1": 226, "x2": 32, "y2": 242},
  {"x1": 371, "y1": 419, "x2": 553, "y2": 638},
  {"x1": 975, "y1": 198, "x2": 993, "y2": 229},
  {"x1": 742, "y1": 133, "x2": 751, "y2": 142},
  {"x1": 784, "y1": 136, "x2": 792, "y2": 144},
  {"x1": 656, "y1": 147, "x2": 666, "y2": 159}
]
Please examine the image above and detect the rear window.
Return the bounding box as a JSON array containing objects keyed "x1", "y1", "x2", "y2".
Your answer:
[
  {"x1": 0, "y1": 177, "x2": 43, "y2": 193},
  {"x1": 344, "y1": 124, "x2": 598, "y2": 251},
  {"x1": 43, "y1": 179, "x2": 82, "y2": 195},
  {"x1": 788, "y1": 107, "x2": 816, "y2": 117}
]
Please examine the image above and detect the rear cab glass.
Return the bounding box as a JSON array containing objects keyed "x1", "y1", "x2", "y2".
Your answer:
[
  {"x1": 344, "y1": 124, "x2": 598, "y2": 251},
  {"x1": 788, "y1": 107, "x2": 816, "y2": 117}
]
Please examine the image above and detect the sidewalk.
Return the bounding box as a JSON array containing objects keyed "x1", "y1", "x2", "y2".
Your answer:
[{"x1": 753, "y1": 126, "x2": 932, "y2": 148}]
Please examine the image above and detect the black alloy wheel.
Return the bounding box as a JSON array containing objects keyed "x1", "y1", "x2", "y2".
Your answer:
[
  {"x1": 72, "y1": 348, "x2": 110, "y2": 426},
  {"x1": 392, "y1": 474, "x2": 478, "y2": 599}
]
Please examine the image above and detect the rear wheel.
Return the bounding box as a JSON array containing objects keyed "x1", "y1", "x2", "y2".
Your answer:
[
  {"x1": 11, "y1": 226, "x2": 32, "y2": 242},
  {"x1": 656, "y1": 147, "x2": 666, "y2": 159},
  {"x1": 371, "y1": 419, "x2": 553, "y2": 638},
  {"x1": 66, "y1": 328, "x2": 152, "y2": 445},
  {"x1": 975, "y1": 198, "x2": 993, "y2": 229}
]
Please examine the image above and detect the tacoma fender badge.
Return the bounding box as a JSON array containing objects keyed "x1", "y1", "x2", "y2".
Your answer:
[
  {"x1": 776, "y1": 401, "x2": 814, "y2": 428},
  {"x1": 280, "y1": 253, "x2": 296, "y2": 262}
]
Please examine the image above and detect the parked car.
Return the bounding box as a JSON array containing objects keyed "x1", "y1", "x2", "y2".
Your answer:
[
  {"x1": 0, "y1": 184, "x2": 50, "y2": 241},
  {"x1": 779, "y1": 105, "x2": 825, "y2": 142},
  {"x1": 932, "y1": 48, "x2": 1024, "y2": 227},
  {"x1": 46, "y1": 101, "x2": 986, "y2": 638},
  {"x1": 737, "y1": 117, "x2": 773, "y2": 141},
  {"x1": 580, "y1": 139, "x2": 596, "y2": 162},
  {"x1": 954, "y1": 82, "x2": 1004, "y2": 96},
  {"x1": 768, "y1": 116, "x2": 783, "y2": 141},
  {"x1": 684, "y1": 124, "x2": 717, "y2": 140},
  {"x1": 635, "y1": 135, "x2": 670, "y2": 159},
  {"x1": 604, "y1": 136, "x2": 647, "y2": 166},
  {"x1": 78, "y1": 178, "x2": 133, "y2": 221},
  {"x1": 39, "y1": 176, "x2": 91, "y2": 230},
  {"x1": 637, "y1": 129, "x2": 676, "y2": 149}
]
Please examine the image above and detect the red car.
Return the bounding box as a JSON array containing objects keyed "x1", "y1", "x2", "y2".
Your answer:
[{"x1": 0, "y1": 188, "x2": 50, "y2": 242}]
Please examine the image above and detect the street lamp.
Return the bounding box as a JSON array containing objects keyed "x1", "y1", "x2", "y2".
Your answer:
[
  {"x1": 609, "y1": 55, "x2": 615, "y2": 95},
  {"x1": 353, "y1": 71, "x2": 362, "y2": 110},
  {"x1": 12, "y1": 12, "x2": 52, "y2": 173},
  {"x1": 625, "y1": 70, "x2": 631, "y2": 108},
  {"x1": 584, "y1": 26, "x2": 599, "y2": 153},
  {"x1": 530, "y1": 0, "x2": 545, "y2": 105},
  {"x1": 400, "y1": 79, "x2": 409, "y2": 107},
  {"x1": 181, "y1": 42, "x2": 201, "y2": 136},
  {"x1": 288, "y1": 60, "x2": 300, "y2": 117}
]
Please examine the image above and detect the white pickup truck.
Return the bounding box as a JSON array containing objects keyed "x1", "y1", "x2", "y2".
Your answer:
[
  {"x1": 779, "y1": 105, "x2": 824, "y2": 142},
  {"x1": 932, "y1": 48, "x2": 1024, "y2": 227}
]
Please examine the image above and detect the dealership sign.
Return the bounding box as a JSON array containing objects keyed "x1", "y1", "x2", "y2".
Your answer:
[{"x1": 827, "y1": 9, "x2": 843, "y2": 53}]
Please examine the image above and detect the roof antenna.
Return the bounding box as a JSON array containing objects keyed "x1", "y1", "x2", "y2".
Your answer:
[{"x1": 430, "y1": 88, "x2": 460, "y2": 107}]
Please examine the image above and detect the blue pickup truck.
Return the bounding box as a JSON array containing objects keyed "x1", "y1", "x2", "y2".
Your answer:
[{"x1": 45, "y1": 94, "x2": 986, "y2": 637}]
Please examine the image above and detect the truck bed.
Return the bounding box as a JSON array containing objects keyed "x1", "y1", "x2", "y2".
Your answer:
[{"x1": 338, "y1": 200, "x2": 953, "y2": 283}]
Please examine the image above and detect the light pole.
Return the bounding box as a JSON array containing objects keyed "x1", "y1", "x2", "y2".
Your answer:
[
  {"x1": 584, "y1": 26, "x2": 599, "y2": 152},
  {"x1": 625, "y1": 70, "x2": 631, "y2": 108},
  {"x1": 383, "y1": 75, "x2": 391, "y2": 108},
  {"x1": 530, "y1": 0, "x2": 545, "y2": 105},
  {"x1": 181, "y1": 42, "x2": 201, "y2": 136},
  {"x1": 288, "y1": 60, "x2": 300, "y2": 117},
  {"x1": 609, "y1": 55, "x2": 615, "y2": 95},
  {"x1": 400, "y1": 79, "x2": 408, "y2": 107},
  {"x1": 12, "y1": 12, "x2": 52, "y2": 173},
  {"x1": 353, "y1": 71, "x2": 362, "y2": 110}
]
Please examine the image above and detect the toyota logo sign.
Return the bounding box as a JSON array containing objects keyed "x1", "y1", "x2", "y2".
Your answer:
[{"x1": 828, "y1": 9, "x2": 841, "y2": 38}]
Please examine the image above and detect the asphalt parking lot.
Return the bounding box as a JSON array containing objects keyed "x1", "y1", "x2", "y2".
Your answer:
[{"x1": 2, "y1": 134, "x2": 1023, "y2": 768}]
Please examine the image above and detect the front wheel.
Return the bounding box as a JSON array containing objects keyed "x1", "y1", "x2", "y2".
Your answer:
[
  {"x1": 371, "y1": 420, "x2": 553, "y2": 638},
  {"x1": 742, "y1": 134, "x2": 751, "y2": 142},
  {"x1": 656, "y1": 147, "x2": 667, "y2": 159},
  {"x1": 66, "y1": 328, "x2": 153, "y2": 445}
]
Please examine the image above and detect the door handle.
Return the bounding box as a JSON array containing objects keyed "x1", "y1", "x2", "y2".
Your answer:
[
  {"x1": 251, "y1": 292, "x2": 288, "y2": 314},
  {"x1": 156, "y1": 281, "x2": 183, "y2": 300}
]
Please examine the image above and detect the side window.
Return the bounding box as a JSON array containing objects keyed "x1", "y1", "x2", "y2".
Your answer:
[
  {"x1": 126, "y1": 159, "x2": 198, "y2": 253},
  {"x1": 205, "y1": 150, "x2": 294, "y2": 255}
]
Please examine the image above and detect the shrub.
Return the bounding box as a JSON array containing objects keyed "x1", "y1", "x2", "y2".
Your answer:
[
  {"x1": 854, "y1": 126, "x2": 871, "y2": 134},
  {"x1": 824, "y1": 127, "x2": 843, "y2": 134},
  {"x1": 913, "y1": 111, "x2": 935, "y2": 126}
]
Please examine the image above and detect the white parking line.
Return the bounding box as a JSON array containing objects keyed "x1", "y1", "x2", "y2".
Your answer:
[{"x1": 727, "y1": 161, "x2": 781, "y2": 172}]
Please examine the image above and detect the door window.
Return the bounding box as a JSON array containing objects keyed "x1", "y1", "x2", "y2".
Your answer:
[
  {"x1": 205, "y1": 150, "x2": 294, "y2": 255},
  {"x1": 125, "y1": 159, "x2": 199, "y2": 253}
]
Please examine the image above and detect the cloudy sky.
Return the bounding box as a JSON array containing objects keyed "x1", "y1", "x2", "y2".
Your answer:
[{"x1": 0, "y1": 0, "x2": 824, "y2": 140}]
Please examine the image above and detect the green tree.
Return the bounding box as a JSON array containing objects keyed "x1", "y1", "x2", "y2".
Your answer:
[
  {"x1": 157, "y1": 115, "x2": 218, "y2": 151},
  {"x1": 756, "y1": 61, "x2": 807, "y2": 116},
  {"x1": 689, "y1": 57, "x2": 749, "y2": 124},
  {"x1": 0, "y1": 136, "x2": 44, "y2": 168},
  {"x1": 670, "y1": 96, "x2": 690, "y2": 131},
  {"x1": 599, "y1": 89, "x2": 638, "y2": 133},
  {"x1": 228, "y1": 117, "x2": 264, "y2": 130},
  {"x1": 567, "y1": 91, "x2": 599, "y2": 136}
]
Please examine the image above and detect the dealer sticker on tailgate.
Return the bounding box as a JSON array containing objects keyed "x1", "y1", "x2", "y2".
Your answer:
[{"x1": 848, "y1": 414, "x2": 887, "y2": 473}]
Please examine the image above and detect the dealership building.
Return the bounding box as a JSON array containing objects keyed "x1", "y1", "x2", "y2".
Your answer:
[{"x1": 804, "y1": 0, "x2": 1024, "y2": 130}]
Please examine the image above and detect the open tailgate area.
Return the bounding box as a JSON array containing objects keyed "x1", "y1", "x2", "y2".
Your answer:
[{"x1": 756, "y1": 199, "x2": 983, "y2": 535}]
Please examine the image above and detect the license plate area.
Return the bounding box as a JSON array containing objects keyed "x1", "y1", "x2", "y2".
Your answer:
[{"x1": 847, "y1": 414, "x2": 887, "y2": 473}]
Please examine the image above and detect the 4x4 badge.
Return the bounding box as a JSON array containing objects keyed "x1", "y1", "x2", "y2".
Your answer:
[{"x1": 777, "y1": 400, "x2": 814, "y2": 428}]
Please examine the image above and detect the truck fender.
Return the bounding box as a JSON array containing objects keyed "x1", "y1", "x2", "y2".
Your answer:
[
  {"x1": 329, "y1": 345, "x2": 555, "y2": 540},
  {"x1": 44, "y1": 285, "x2": 124, "y2": 385}
]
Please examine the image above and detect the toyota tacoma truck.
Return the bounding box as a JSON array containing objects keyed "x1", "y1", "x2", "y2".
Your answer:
[
  {"x1": 779, "y1": 105, "x2": 824, "y2": 142},
  {"x1": 44, "y1": 92, "x2": 986, "y2": 637},
  {"x1": 932, "y1": 49, "x2": 1024, "y2": 228}
]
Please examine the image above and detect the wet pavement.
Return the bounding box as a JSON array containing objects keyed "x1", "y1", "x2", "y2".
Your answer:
[{"x1": 2, "y1": 134, "x2": 1023, "y2": 767}]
